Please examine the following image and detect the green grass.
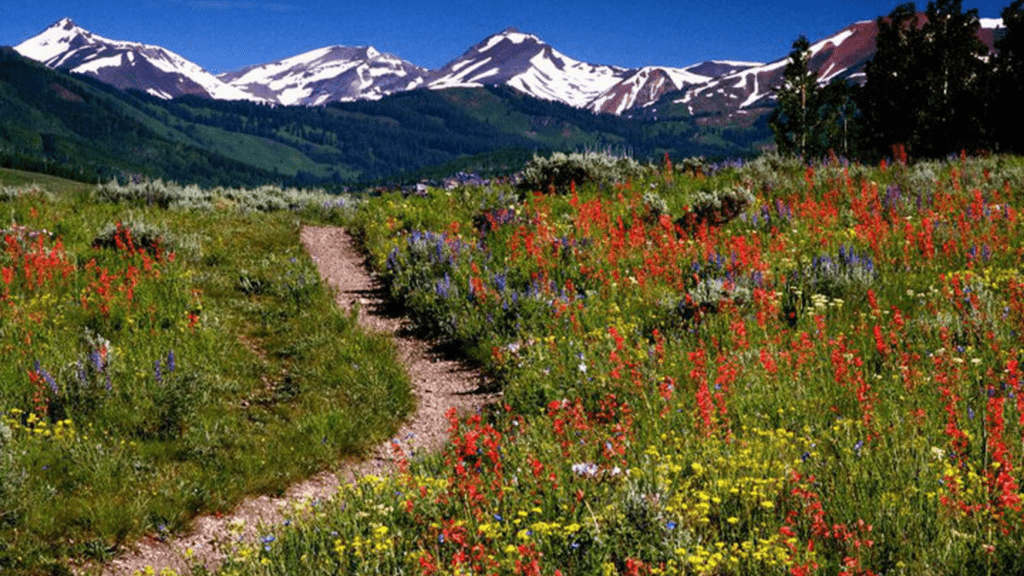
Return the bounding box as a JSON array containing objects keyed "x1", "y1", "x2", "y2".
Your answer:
[
  {"x1": 0, "y1": 167, "x2": 96, "y2": 194},
  {"x1": 0, "y1": 173, "x2": 412, "y2": 574}
]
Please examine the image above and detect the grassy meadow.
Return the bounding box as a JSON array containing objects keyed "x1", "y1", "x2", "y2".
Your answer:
[
  {"x1": 203, "y1": 152, "x2": 1024, "y2": 576},
  {"x1": 0, "y1": 170, "x2": 412, "y2": 574}
]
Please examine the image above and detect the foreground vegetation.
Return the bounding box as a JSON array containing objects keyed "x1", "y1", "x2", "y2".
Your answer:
[
  {"x1": 0, "y1": 168, "x2": 412, "y2": 574},
  {"x1": 200, "y1": 151, "x2": 1024, "y2": 575}
]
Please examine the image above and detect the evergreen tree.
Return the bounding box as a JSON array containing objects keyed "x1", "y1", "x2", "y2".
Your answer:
[
  {"x1": 769, "y1": 35, "x2": 861, "y2": 158},
  {"x1": 917, "y1": 0, "x2": 990, "y2": 155},
  {"x1": 815, "y1": 81, "x2": 862, "y2": 158},
  {"x1": 769, "y1": 36, "x2": 821, "y2": 156},
  {"x1": 860, "y1": 1, "x2": 990, "y2": 158},
  {"x1": 991, "y1": 0, "x2": 1024, "y2": 152},
  {"x1": 860, "y1": 3, "x2": 926, "y2": 157}
]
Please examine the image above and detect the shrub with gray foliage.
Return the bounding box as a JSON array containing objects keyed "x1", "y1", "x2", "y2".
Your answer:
[{"x1": 518, "y1": 151, "x2": 647, "y2": 193}]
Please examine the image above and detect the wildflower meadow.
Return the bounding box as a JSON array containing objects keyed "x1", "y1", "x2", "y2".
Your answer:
[{"x1": 207, "y1": 151, "x2": 1024, "y2": 575}]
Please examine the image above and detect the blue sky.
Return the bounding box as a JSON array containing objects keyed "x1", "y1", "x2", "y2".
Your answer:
[{"x1": 1, "y1": 0, "x2": 1014, "y2": 73}]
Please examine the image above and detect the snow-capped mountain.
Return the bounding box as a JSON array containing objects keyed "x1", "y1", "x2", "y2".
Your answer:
[
  {"x1": 10, "y1": 16, "x2": 1007, "y2": 120},
  {"x1": 219, "y1": 45, "x2": 428, "y2": 106},
  {"x1": 423, "y1": 28, "x2": 754, "y2": 115},
  {"x1": 426, "y1": 28, "x2": 630, "y2": 109},
  {"x1": 679, "y1": 17, "x2": 1004, "y2": 117},
  {"x1": 588, "y1": 61, "x2": 758, "y2": 115},
  {"x1": 14, "y1": 18, "x2": 260, "y2": 101}
]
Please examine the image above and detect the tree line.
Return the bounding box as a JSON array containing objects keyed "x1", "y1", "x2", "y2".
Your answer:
[{"x1": 769, "y1": 0, "x2": 1024, "y2": 160}]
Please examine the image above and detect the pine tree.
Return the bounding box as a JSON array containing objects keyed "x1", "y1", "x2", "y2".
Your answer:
[
  {"x1": 860, "y1": 1, "x2": 990, "y2": 158},
  {"x1": 815, "y1": 81, "x2": 861, "y2": 158},
  {"x1": 991, "y1": 0, "x2": 1024, "y2": 152},
  {"x1": 769, "y1": 35, "x2": 861, "y2": 158},
  {"x1": 769, "y1": 36, "x2": 820, "y2": 156},
  {"x1": 916, "y1": 0, "x2": 990, "y2": 155},
  {"x1": 860, "y1": 3, "x2": 926, "y2": 157}
]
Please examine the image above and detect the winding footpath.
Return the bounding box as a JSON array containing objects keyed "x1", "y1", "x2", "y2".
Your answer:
[{"x1": 100, "y1": 226, "x2": 498, "y2": 575}]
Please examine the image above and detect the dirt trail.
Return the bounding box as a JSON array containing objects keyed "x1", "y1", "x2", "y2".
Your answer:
[{"x1": 99, "y1": 226, "x2": 497, "y2": 575}]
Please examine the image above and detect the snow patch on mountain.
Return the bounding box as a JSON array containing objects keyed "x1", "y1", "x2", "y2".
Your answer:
[
  {"x1": 21, "y1": 15, "x2": 1005, "y2": 120},
  {"x1": 427, "y1": 28, "x2": 628, "y2": 109},
  {"x1": 220, "y1": 44, "x2": 428, "y2": 105},
  {"x1": 15, "y1": 18, "x2": 260, "y2": 101}
]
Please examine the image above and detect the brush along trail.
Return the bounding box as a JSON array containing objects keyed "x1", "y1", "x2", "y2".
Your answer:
[{"x1": 99, "y1": 226, "x2": 498, "y2": 575}]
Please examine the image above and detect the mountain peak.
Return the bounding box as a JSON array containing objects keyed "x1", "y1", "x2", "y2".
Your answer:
[
  {"x1": 219, "y1": 43, "x2": 427, "y2": 106},
  {"x1": 16, "y1": 18, "x2": 97, "y2": 65},
  {"x1": 54, "y1": 17, "x2": 79, "y2": 30},
  {"x1": 15, "y1": 19, "x2": 262, "y2": 102},
  {"x1": 429, "y1": 27, "x2": 629, "y2": 109},
  {"x1": 478, "y1": 27, "x2": 544, "y2": 49}
]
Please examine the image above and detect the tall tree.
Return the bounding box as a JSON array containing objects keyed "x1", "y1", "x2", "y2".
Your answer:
[
  {"x1": 860, "y1": 3, "x2": 927, "y2": 157},
  {"x1": 860, "y1": 1, "x2": 990, "y2": 158},
  {"x1": 991, "y1": 0, "x2": 1024, "y2": 152},
  {"x1": 916, "y1": 0, "x2": 990, "y2": 155},
  {"x1": 770, "y1": 35, "x2": 861, "y2": 158},
  {"x1": 815, "y1": 81, "x2": 862, "y2": 158},
  {"x1": 769, "y1": 35, "x2": 821, "y2": 156}
]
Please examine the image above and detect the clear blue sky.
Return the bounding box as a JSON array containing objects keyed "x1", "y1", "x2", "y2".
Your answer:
[{"x1": 1, "y1": 0, "x2": 1014, "y2": 73}]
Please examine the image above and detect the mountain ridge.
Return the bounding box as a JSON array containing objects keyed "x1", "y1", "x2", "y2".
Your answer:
[
  {"x1": 14, "y1": 19, "x2": 765, "y2": 115},
  {"x1": 13, "y1": 18, "x2": 262, "y2": 102},
  {"x1": 9, "y1": 14, "x2": 1007, "y2": 123}
]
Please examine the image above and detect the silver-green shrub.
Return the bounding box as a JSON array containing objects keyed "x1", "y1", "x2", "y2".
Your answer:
[
  {"x1": 0, "y1": 185, "x2": 52, "y2": 202},
  {"x1": 518, "y1": 151, "x2": 647, "y2": 193},
  {"x1": 95, "y1": 179, "x2": 348, "y2": 213}
]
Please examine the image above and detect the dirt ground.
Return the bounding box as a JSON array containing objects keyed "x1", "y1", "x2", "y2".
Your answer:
[{"x1": 98, "y1": 226, "x2": 498, "y2": 575}]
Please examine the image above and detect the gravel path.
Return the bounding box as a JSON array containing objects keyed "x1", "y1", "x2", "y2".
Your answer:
[{"x1": 98, "y1": 226, "x2": 497, "y2": 575}]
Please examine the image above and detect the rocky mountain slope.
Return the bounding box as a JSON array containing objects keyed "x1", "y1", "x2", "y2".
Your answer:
[
  {"x1": 13, "y1": 18, "x2": 260, "y2": 101},
  {"x1": 10, "y1": 15, "x2": 1007, "y2": 121}
]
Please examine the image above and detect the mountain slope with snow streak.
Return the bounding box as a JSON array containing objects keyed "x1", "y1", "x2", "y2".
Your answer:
[
  {"x1": 219, "y1": 45, "x2": 429, "y2": 106},
  {"x1": 14, "y1": 18, "x2": 260, "y2": 101},
  {"x1": 427, "y1": 28, "x2": 630, "y2": 109},
  {"x1": 586, "y1": 61, "x2": 760, "y2": 115},
  {"x1": 679, "y1": 17, "x2": 1004, "y2": 118}
]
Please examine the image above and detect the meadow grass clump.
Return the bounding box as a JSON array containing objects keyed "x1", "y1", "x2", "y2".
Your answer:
[
  {"x1": 0, "y1": 185, "x2": 51, "y2": 203},
  {"x1": 676, "y1": 185, "x2": 755, "y2": 235},
  {"x1": 675, "y1": 155, "x2": 709, "y2": 178}
]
